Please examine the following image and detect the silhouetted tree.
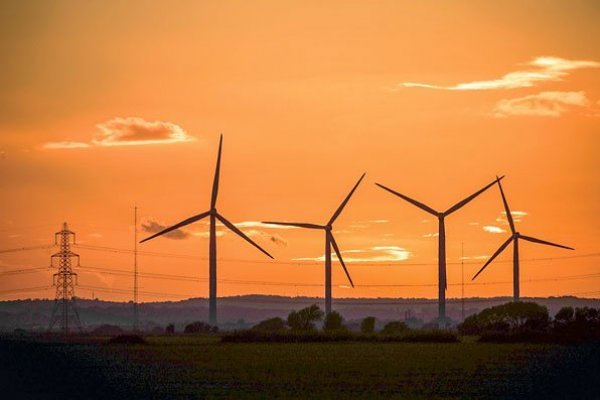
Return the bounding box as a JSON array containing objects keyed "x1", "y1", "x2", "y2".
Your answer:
[
  {"x1": 166, "y1": 323, "x2": 175, "y2": 334},
  {"x1": 381, "y1": 321, "x2": 409, "y2": 335},
  {"x1": 459, "y1": 302, "x2": 549, "y2": 335},
  {"x1": 252, "y1": 317, "x2": 287, "y2": 333},
  {"x1": 184, "y1": 321, "x2": 218, "y2": 334},
  {"x1": 360, "y1": 316, "x2": 376, "y2": 334},
  {"x1": 287, "y1": 304, "x2": 324, "y2": 332},
  {"x1": 323, "y1": 311, "x2": 346, "y2": 332}
]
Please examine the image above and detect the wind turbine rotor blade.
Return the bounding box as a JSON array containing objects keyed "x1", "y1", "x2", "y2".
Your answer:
[
  {"x1": 496, "y1": 176, "x2": 515, "y2": 234},
  {"x1": 217, "y1": 213, "x2": 274, "y2": 259},
  {"x1": 329, "y1": 233, "x2": 354, "y2": 287},
  {"x1": 210, "y1": 134, "x2": 223, "y2": 209},
  {"x1": 139, "y1": 211, "x2": 210, "y2": 243},
  {"x1": 445, "y1": 176, "x2": 504, "y2": 216},
  {"x1": 261, "y1": 221, "x2": 325, "y2": 230},
  {"x1": 375, "y1": 183, "x2": 438, "y2": 216},
  {"x1": 329, "y1": 173, "x2": 366, "y2": 225},
  {"x1": 519, "y1": 235, "x2": 574, "y2": 250},
  {"x1": 471, "y1": 236, "x2": 513, "y2": 280}
]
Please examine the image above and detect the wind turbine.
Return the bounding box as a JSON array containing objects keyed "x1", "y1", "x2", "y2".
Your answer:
[
  {"x1": 472, "y1": 176, "x2": 574, "y2": 301},
  {"x1": 140, "y1": 134, "x2": 273, "y2": 325},
  {"x1": 375, "y1": 177, "x2": 501, "y2": 326},
  {"x1": 263, "y1": 173, "x2": 365, "y2": 315}
]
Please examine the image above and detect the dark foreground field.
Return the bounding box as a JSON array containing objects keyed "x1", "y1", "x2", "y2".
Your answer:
[{"x1": 1, "y1": 336, "x2": 599, "y2": 399}]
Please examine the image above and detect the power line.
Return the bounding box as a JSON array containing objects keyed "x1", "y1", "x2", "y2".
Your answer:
[
  {"x1": 0, "y1": 285, "x2": 53, "y2": 295},
  {"x1": 0, "y1": 244, "x2": 55, "y2": 255},
  {"x1": 71, "y1": 243, "x2": 600, "y2": 266}
]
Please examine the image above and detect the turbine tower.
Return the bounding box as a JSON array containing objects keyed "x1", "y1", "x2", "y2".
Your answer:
[
  {"x1": 472, "y1": 176, "x2": 574, "y2": 300},
  {"x1": 48, "y1": 222, "x2": 83, "y2": 335},
  {"x1": 140, "y1": 135, "x2": 273, "y2": 325},
  {"x1": 375, "y1": 177, "x2": 501, "y2": 326},
  {"x1": 263, "y1": 173, "x2": 365, "y2": 315}
]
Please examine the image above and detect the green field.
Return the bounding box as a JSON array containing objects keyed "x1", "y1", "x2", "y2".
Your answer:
[{"x1": 2, "y1": 336, "x2": 598, "y2": 399}]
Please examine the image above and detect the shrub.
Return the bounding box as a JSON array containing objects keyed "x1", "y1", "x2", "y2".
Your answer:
[
  {"x1": 184, "y1": 321, "x2": 218, "y2": 334},
  {"x1": 252, "y1": 317, "x2": 287, "y2": 333},
  {"x1": 323, "y1": 311, "x2": 347, "y2": 332},
  {"x1": 287, "y1": 305, "x2": 324, "y2": 332},
  {"x1": 381, "y1": 321, "x2": 409, "y2": 336},
  {"x1": 360, "y1": 317, "x2": 376, "y2": 334},
  {"x1": 165, "y1": 323, "x2": 175, "y2": 334},
  {"x1": 553, "y1": 306, "x2": 600, "y2": 342}
]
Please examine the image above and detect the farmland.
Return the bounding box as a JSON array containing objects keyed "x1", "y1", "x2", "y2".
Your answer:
[{"x1": 2, "y1": 336, "x2": 598, "y2": 399}]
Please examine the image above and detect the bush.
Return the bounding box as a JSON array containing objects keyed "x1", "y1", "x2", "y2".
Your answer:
[
  {"x1": 184, "y1": 321, "x2": 218, "y2": 334},
  {"x1": 381, "y1": 321, "x2": 409, "y2": 336},
  {"x1": 165, "y1": 323, "x2": 175, "y2": 334},
  {"x1": 458, "y1": 302, "x2": 549, "y2": 336},
  {"x1": 323, "y1": 311, "x2": 347, "y2": 332},
  {"x1": 360, "y1": 317, "x2": 376, "y2": 334},
  {"x1": 252, "y1": 317, "x2": 287, "y2": 333},
  {"x1": 552, "y1": 306, "x2": 600, "y2": 342},
  {"x1": 287, "y1": 305, "x2": 324, "y2": 332}
]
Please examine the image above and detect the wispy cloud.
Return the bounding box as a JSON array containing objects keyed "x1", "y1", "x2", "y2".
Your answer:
[
  {"x1": 459, "y1": 255, "x2": 490, "y2": 261},
  {"x1": 43, "y1": 117, "x2": 194, "y2": 149},
  {"x1": 293, "y1": 246, "x2": 410, "y2": 263},
  {"x1": 42, "y1": 141, "x2": 90, "y2": 150},
  {"x1": 238, "y1": 221, "x2": 299, "y2": 230},
  {"x1": 494, "y1": 91, "x2": 589, "y2": 117},
  {"x1": 93, "y1": 117, "x2": 194, "y2": 146},
  {"x1": 496, "y1": 210, "x2": 527, "y2": 225},
  {"x1": 422, "y1": 232, "x2": 439, "y2": 238},
  {"x1": 483, "y1": 225, "x2": 506, "y2": 234},
  {"x1": 141, "y1": 218, "x2": 191, "y2": 240},
  {"x1": 398, "y1": 56, "x2": 600, "y2": 91}
]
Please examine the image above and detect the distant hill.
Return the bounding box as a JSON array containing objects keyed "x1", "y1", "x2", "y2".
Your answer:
[{"x1": 1, "y1": 295, "x2": 598, "y2": 332}]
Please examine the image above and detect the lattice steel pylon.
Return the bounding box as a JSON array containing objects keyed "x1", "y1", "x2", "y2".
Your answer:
[{"x1": 48, "y1": 222, "x2": 83, "y2": 335}]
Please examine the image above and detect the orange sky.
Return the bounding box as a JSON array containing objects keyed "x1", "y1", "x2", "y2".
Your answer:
[{"x1": 1, "y1": 1, "x2": 599, "y2": 302}]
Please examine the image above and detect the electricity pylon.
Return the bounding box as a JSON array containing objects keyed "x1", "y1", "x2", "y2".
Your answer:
[{"x1": 48, "y1": 222, "x2": 83, "y2": 335}]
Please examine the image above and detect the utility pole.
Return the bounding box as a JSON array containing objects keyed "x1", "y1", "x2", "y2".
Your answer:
[
  {"x1": 133, "y1": 205, "x2": 139, "y2": 332},
  {"x1": 48, "y1": 222, "x2": 83, "y2": 335}
]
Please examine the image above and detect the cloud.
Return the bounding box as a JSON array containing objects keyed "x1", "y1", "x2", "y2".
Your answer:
[
  {"x1": 493, "y1": 91, "x2": 589, "y2": 117},
  {"x1": 42, "y1": 141, "x2": 91, "y2": 150},
  {"x1": 93, "y1": 117, "x2": 194, "y2": 146},
  {"x1": 459, "y1": 255, "x2": 490, "y2": 261},
  {"x1": 422, "y1": 232, "x2": 439, "y2": 238},
  {"x1": 141, "y1": 219, "x2": 191, "y2": 240},
  {"x1": 293, "y1": 246, "x2": 410, "y2": 263},
  {"x1": 398, "y1": 56, "x2": 599, "y2": 91},
  {"x1": 189, "y1": 222, "x2": 287, "y2": 246},
  {"x1": 483, "y1": 225, "x2": 506, "y2": 234},
  {"x1": 241, "y1": 229, "x2": 287, "y2": 247},
  {"x1": 43, "y1": 117, "x2": 194, "y2": 149},
  {"x1": 234, "y1": 221, "x2": 299, "y2": 230},
  {"x1": 496, "y1": 210, "x2": 527, "y2": 225}
]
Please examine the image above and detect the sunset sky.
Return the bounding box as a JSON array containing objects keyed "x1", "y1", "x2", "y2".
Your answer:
[{"x1": 1, "y1": 1, "x2": 599, "y2": 302}]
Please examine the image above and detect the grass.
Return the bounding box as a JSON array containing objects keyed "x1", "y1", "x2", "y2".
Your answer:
[{"x1": 2, "y1": 335, "x2": 599, "y2": 399}]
